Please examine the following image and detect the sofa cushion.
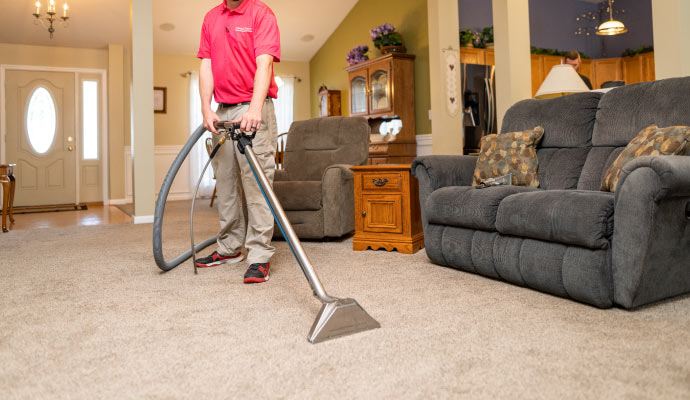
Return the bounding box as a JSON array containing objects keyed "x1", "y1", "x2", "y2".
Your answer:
[
  {"x1": 426, "y1": 185, "x2": 539, "y2": 231},
  {"x1": 496, "y1": 190, "x2": 614, "y2": 250},
  {"x1": 502, "y1": 91, "x2": 602, "y2": 148},
  {"x1": 273, "y1": 181, "x2": 322, "y2": 211},
  {"x1": 577, "y1": 147, "x2": 625, "y2": 191},
  {"x1": 601, "y1": 125, "x2": 690, "y2": 192},
  {"x1": 536, "y1": 147, "x2": 590, "y2": 190},
  {"x1": 472, "y1": 127, "x2": 544, "y2": 187},
  {"x1": 592, "y1": 77, "x2": 690, "y2": 147}
]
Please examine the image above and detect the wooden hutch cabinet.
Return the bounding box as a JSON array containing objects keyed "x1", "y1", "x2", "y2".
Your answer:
[{"x1": 345, "y1": 53, "x2": 416, "y2": 165}]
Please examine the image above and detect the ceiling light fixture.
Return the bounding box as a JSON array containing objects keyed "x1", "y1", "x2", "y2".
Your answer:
[
  {"x1": 32, "y1": 0, "x2": 70, "y2": 39},
  {"x1": 596, "y1": 0, "x2": 627, "y2": 36}
]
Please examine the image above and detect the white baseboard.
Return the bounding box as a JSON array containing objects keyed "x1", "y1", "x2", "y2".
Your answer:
[
  {"x1": 109, "y1": 198, "x2": 130, "y2": 205},
  {"x1": 416, "y1": 134, "x2": 433, "y2": 156},
  {"x1": 133, "y1": 215, "x2": 154, "y2": 224}
]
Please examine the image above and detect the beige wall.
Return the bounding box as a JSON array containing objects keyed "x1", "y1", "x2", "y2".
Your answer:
[
  {"x1": 652, "y1": 0, "x2": 690, "y2": 79},
  {"x1": 152, "y1": 54, "x2": 311, "y2": 146},
  {"x1": 274, "y1": 61, "x2": 311, "y2": 124},
  {"x1": 0, "y1": 43, "x2": 108, "y2": 70}
]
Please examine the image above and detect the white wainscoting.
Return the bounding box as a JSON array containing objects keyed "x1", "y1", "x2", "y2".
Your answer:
[
  {"x1": 416, "y1": 134, "x2": 433, "y2": 156},
  {"x1": 120, "y1": 138, "x2": 430, "y2": 204},
  {"x1": 124, "y1": 145, "x2": 192, "y2": 203}
]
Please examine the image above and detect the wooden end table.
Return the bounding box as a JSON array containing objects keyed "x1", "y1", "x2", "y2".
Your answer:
[
  {"x1": 1, "y1": 164, "x2": 16, "y2": 233},
  {"x1": 351, "y1": 164, "x2": 424, "y2": 254}
]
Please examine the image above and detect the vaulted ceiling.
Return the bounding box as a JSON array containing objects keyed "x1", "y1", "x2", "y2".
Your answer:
[{"x1": 0, "y1": 0, "x2": 358, "y2": 62}]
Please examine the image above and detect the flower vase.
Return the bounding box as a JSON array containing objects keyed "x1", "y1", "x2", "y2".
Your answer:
[{"x1": 380, "y1": 45, "x2": 407, "y2": 55}]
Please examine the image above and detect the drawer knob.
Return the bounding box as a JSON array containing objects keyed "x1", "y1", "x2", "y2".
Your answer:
[
  {"x1": 373, "y1": 178, "x2": 388, "y2": 187},
  {"x1": 361, "y1": 211, "x2": 367, "y2": 217}
]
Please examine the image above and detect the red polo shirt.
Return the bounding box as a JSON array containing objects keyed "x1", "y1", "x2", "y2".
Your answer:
[{"x1": 197, "y1": 0, "x2": 280, "y2": 104}]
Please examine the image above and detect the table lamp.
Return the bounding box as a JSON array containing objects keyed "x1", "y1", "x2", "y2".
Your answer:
[{"x1": 535, "y1": 64, "x2": 590, "y2": 99}]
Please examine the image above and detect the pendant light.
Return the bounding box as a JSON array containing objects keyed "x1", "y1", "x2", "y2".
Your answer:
[{"x1": 596, "y1": 0, "x2": 627, "y2": 36}]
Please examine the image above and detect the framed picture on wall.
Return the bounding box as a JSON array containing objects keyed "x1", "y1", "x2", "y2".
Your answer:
[{"x1": 154, "y1": 87, "x2": 167, "y2": 114}]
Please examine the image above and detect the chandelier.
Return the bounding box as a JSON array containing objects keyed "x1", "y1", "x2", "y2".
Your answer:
[
  {"x1": 597, "y1": 0, "x2": 627, "y2": 36},
  {"x1": 32, "y1": 1, "x2": 70, "y2": 39}
]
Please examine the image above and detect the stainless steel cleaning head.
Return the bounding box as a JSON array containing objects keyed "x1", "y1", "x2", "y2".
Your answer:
[{"x1": 308, "y1": 298, "x2": 380, "y2": 344}]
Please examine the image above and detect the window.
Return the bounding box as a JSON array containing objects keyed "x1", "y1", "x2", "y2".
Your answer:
[
  {"x1": 274, "y1": 76, "x2": 295, "y2": 154},
  {"x1": 82, "y1": 80, "x2": 99, "y2": 160},
  {"x1": 26, "y1": 87, "x2": 57, "y2": 154}
]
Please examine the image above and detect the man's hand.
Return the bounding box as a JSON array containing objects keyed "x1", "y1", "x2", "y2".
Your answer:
[
  {"x1": 202, "y1": 107, "x2": 220, "y2": 135},
  {"x1": 237, "y1": 105, "x2": 263, "y2": 132}
]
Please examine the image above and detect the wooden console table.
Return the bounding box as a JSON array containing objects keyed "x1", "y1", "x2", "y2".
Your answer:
[
  {"x1": 1, "y1": 164, "x2": 16, "y2": 233},
  {"x1": 351, "y1": 164, "x2": 424, "y2": 254}
]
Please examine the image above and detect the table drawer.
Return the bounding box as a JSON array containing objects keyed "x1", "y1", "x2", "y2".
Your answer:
[{"x1": 361, "y1": 172, "x2": 403, "y2": 192}]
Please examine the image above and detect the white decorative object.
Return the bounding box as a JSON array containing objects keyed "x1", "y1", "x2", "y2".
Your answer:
[
  {"x1": 442, "y1": 47, "x2": 460, "y2": 117},
  {"x1": 535, "y1": 64, "x2": 590, "y2": 99}
]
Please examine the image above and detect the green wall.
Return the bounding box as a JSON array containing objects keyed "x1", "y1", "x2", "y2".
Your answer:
[{"x1": 309, "y1": 0, "x2": 431, "y2": 135}]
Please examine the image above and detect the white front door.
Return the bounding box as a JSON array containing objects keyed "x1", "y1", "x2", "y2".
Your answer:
[{"x1": 5, "y1": 70, "x2": 77, "y2": 207}]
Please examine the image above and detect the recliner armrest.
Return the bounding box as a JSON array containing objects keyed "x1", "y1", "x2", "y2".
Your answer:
[
  {"x1": 411, "y1": 155, "x2": 478, "y2": 191},
  {"x1": 612, "y1": 155, "x2": 690, "y2": 308},
  {"x1": 614, "y1": 155, "x2": 690, "y2": 204},
  {"x1": 321, "y1": 164, "x2": 356, "y2": 237}
]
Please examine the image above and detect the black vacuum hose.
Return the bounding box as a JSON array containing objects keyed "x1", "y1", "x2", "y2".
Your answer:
[{"x1": 153, "y1": 123, "x2": 217, "y2": 271}]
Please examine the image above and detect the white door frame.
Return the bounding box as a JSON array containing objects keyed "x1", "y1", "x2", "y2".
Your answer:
[{"x1": 1, "y1": 64, "x2": 109, "y2": 205}]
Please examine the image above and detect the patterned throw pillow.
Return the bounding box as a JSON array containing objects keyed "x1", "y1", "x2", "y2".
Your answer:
[
  {"x1": 472, "y1": 127, "x2": 545, "y2": 187},
  {"x1": 601, "y1": 125, "x2": 690, "y2": 192}
]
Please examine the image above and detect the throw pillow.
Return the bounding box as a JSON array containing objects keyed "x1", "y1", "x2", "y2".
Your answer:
[
  {"x1": 472, "y1": 126, "x2": 545, "y2": 187},
  {"x1": 601, "y1": 125, "x2": 690, "y2": 192}
]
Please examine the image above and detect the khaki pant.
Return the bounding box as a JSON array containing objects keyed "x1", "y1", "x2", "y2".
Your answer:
[{"x1": 212, "y1": 99, "x2": 277, "y2": 264}]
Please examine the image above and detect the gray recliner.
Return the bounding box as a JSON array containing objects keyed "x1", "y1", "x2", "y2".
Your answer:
[
  {"x1": 412, "y1": 76, "x2": 690, "y2": 309},
  {"x1": 272, "y1": 116, "x2": 370, "y2": 240}
]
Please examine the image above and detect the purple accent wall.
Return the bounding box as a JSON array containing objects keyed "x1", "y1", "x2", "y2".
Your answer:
[
  {"x1": 458, "y1": 0, "x2": 493, "y2": 33},
  {"x1": 458, "y1": 0, "x2": 653, "y2": 59}
]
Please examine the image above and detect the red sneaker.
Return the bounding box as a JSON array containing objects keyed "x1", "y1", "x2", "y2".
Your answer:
[
  {"x1": 243, "y1": 263, "x2": 270, "y2": 283},
  {"x1": 195, "y1": 251, "x2": 243, "y2": 268}
]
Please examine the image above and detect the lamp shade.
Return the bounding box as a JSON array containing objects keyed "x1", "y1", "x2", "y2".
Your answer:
[
  {"x1": 535, "y1": 64, "x2": 590, "y2": 99},
  {"x1": 596, "y1": 19, "x2": 628, "y2": 36}
]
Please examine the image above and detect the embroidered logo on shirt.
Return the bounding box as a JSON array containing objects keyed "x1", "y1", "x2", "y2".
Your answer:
[{"x1": 235, "y1": 27, "x2": 253, "y2": 33}]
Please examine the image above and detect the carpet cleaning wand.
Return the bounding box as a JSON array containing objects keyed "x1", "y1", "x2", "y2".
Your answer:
[{"x1": 201, "y1": 121, "x2": 380, "y2": 343}]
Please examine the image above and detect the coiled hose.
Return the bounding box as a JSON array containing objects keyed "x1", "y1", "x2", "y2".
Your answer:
[{"x1": 153, "y1": 123, "x2": 217, "y2": 272}]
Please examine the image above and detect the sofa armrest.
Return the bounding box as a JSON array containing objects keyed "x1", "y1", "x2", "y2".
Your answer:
[
  {"x1": 612, "y1": 155, "x2": 690, "y2": 308},
  {"x1": 615, "y1": 155, "x2": 690, "y2": 204},
  {"x1": 411, "y1": 155, "x2": 477, "y2": 228},
  {"x1": 411, "y1": 155, "x2": 478, "y2": 190},
  {"x1": 321, "y1": 164, "x2": 355, "y2": 237},
  {"x1": 274, "y1": 169, "x2": 289, "y2": 181}
]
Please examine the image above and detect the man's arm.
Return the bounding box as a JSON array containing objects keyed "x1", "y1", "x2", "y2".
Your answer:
[
  {"x1": 199, "y1": 58, "x2": 219, "y2": 134},
  {"x1": 237, "y1": 54, "x2": 274, "y2": 132}
]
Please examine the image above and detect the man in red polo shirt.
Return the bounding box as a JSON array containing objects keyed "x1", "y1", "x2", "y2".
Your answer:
[{"x1": 194, "y1": 0, "x2": 280, "y2": 284}]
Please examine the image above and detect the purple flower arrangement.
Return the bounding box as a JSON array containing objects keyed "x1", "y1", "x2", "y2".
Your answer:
[
  {"x1": 369, "y1": 23, "x2": 403, "y2": 49},
  {"x1": 347, "y1": 44, "x2": 369, "y2": 66}
]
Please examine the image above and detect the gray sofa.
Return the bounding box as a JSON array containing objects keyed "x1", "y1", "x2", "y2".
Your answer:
[
  {"x1": 412, "y1": 77, "x2": 690, "y2": 309},
  {"x1": 273, "y1": 116, "x2": 370, "y2": 239}
]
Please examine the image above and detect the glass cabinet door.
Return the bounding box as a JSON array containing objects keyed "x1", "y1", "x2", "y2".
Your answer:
[
  {"x1": 369, "y1": 62, "x2": 391, "y2": 114},
  {"x1": 350, "y1": 74, "x2": 368, "y2": 115}
]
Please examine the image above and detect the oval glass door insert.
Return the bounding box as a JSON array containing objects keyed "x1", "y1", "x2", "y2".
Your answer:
[{"x1": 26, "y1": 87, "x2": 57, "y2": 154}]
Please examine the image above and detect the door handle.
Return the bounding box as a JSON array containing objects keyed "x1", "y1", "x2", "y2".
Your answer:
[
  {"x1": 361, "y1": 211, "x2": 367, "y2": 217},
  {"x1": 67, "y1": 146, "x2": 73, "y2": 151}
]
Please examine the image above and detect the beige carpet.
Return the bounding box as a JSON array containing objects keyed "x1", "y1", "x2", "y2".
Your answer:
[{"x1": 1, "y1": 201, "x2": 689, "y2": 399}]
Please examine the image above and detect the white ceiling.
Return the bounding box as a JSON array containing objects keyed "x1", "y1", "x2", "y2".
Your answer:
[{"x1": 0, "y1": 0, "x2": 358, "y2": 62}]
